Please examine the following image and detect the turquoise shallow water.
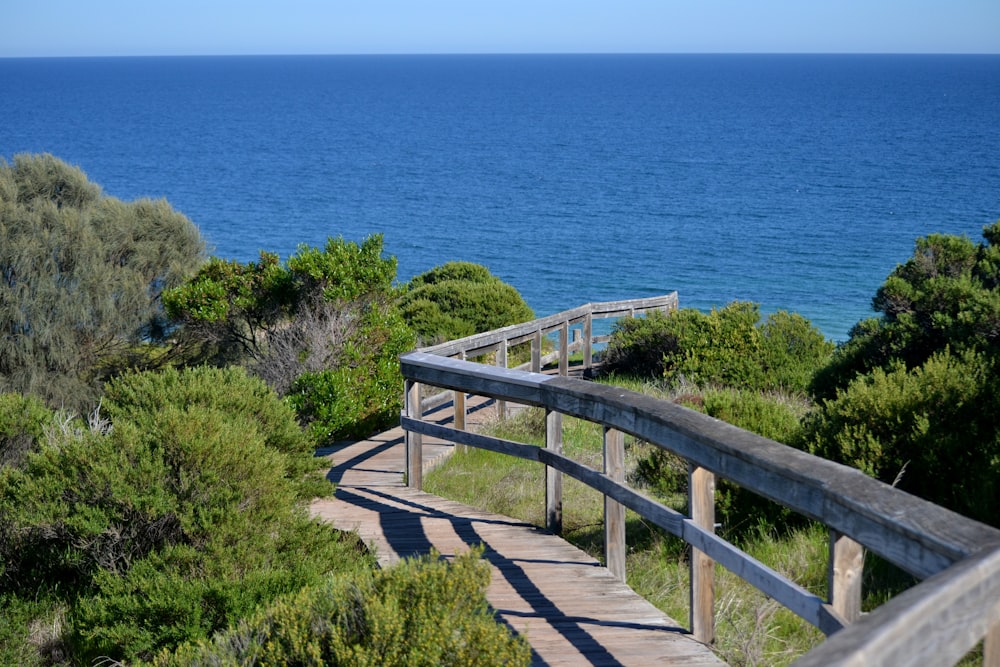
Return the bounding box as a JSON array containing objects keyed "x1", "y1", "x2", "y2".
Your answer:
[{"x1": 2, "y1": 54, "x2": 999, "y2": 340}]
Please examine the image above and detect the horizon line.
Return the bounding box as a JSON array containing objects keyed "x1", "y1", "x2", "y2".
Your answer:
[{"x1": 3, "y1": 50, "x2": 1000, "y2": 60}]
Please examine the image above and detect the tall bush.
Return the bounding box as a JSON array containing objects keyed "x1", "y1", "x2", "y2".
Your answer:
[
  {"x1": 811, "y1": 221, "x2": 1000, "y2": 399},
  {"x1": 0, "y1": 154, "x2": 206, "y2": 410}
]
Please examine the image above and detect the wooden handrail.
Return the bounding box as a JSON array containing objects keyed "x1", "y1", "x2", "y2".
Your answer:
[{"x1": 399, "y1": 298, "x2": 1000, "y2": 665}]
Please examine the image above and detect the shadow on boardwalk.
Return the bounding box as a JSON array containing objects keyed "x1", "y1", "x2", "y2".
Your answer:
[{"x1": 311, "y1": 399, "x2": 724, "y2": 666}]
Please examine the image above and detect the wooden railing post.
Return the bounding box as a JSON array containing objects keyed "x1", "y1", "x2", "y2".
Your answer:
[
  {"x1": 829, "y1": 530, "x2": 864, "y2": 624},
  {"x1": 604, "y1": 427, "x2": 626, "y2": 582},
  {"x1": 453, "y1": 352, "x2": 467, "y2": 454},
  {"x1": 985, "y1": 619, "x2": 999, "y2": 667},
  {"x1": 558, "y1": 323, "x2": 569, "y2": 376},
  {"x1": 689, "y1": 464, "x2": 715, "y2": 644},
  {"x1": 546, "y1": 409, "x2": 563, "y2": 535},
  {"x1": 405, "y1": 380, "x2": 423, "y2": 489},
  {"x1": 496, "y1": 340, "x2": 508, "y2": 419},
  {"x1": 583, "y1": 313, "x2": 593, "y2": 371}
]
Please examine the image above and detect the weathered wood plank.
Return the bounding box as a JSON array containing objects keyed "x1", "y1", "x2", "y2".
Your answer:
[
  {"x1": 404, "y1": 379, "x2": 422, "y2": 490},
  {"x1": 419, "y1": 293, "x2": 678, "y2": 358},
  {"x1": 403, "y1": 416, "x2": 847, "y2": 636}
]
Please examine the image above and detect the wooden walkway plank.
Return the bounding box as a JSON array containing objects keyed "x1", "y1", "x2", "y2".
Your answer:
[{"x1": 311, "y1": 398, "x2": 724, "y2": 666}]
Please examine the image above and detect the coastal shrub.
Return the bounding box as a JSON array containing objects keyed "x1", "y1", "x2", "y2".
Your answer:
[
  {"x1": 101, "y1": 365, "x2": 328, "y2": 498},
  {"x1": 811, "y1": 221, "x2": 1000, "y2": 399},
  {"x1": 603, "y1": 302, "x2": 831, "y2": 393},
  {"x1": 287, "y1": 304, "x2": 414, "y2": 441},
  {"x1": 0, "y1": 393, "x2": 53, "y2": 470},
  {"x1": 0, "y1": 367, "x2": 369, "y2": 664},
  {"x1": 802, "y1": 348, "x2": 1000, "y2": 525},
  {"x1": 163, "y1": 235, "x2": 415, "y2": 441},
  {"x1": 399, "y1": 261, "x2": 534, "y2": 344},
  {"x1": 146, "y1": 549, "x2": 531, "y2": 667},
  {"x1": 0, "y1": 153, "x2": 206, "y2": 411}
]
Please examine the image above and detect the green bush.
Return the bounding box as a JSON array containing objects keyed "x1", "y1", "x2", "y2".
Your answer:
[
  {"x1": 400, "y1": 261, "x2": 534, "y2": 345},
  {"x1": 604, "y1": 303, "x2": 832, "y2": 393},
  {"x1": 164, "y1": 236, "x2": 416, "y2": 441},
  {"x1": 802, "y1": 348, "x2": 999, "y2": 524},
  {"x1": 102, "y1": 365, "x2": 327, "y2": 498},
  {"x1": 811, "y1": 221, "x2": 1000, "y2": 399},
  {"x1": 0, "y1": 367, "x2": 370, "y2": 664},
  {"x1": 146, "y1": 549, "x2": 531, "y2": 667},
  {"x1": 287, "y1": 304, "x2": 414, "y2": 441},
  {"x1": 0, "y1": 393, "x2": 53, "y2": 470}
]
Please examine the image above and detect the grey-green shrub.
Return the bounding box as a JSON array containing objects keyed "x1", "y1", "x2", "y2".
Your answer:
[{"x1": 0, "y1": 153, "x2": 206, "y2": 411}]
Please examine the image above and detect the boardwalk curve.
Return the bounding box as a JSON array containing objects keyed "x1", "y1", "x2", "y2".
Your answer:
[{"x1": 311, "y1": 399, "x2": 724, "y2": 667}]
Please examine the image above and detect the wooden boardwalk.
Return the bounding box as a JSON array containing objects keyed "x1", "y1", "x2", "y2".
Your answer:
[{"x1": 310, "y1": 399, "x2": 724, "y2": 666}]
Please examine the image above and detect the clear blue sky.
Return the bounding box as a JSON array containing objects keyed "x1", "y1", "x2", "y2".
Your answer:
[{"x1": 4, "y1": 0, "x2": 999, "y2": 58}]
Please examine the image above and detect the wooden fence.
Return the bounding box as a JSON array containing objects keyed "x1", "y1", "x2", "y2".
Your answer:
[{"x1": 399, "y1": 295, "x2": 1000, "y2": 666}]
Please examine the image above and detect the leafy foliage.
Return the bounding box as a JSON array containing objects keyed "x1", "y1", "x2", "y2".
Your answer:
[
  {"x1": 0, "y1": 393, "x2": 54, "y2": 470},
  {"x1": 0, "y1": 366, "x2": 368, "y2": 664},
  {"x1": 0, "y1": 154, "x2": 206, "y2": 411},
  {"x1": 399, "y1": 261, "x2": 534, "y2": 344},
  {"x1": 164, "y1": 235, "x2": 415, "y2": 441},
  {"x1": 811, "y1": 221, "x2": 1000, "y2": 399},
  {"x1": 286, "y1": 304, "x2": 415, "y2": 441},
  {"x1": 803, "y1": 222, "x2": 1000, "y2": 525},
  {"x1": 146, "y1": 549, "x2": 531, "y2": 667},
  {"x1": 802, "y1": 348, "x2": 1000, "y2": 524},
  {"x1": 603, "y1": 302, "x2": 832, "y2": 393}
]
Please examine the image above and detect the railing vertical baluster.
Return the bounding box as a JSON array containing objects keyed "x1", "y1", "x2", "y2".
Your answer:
[
  {"x1": 583, "y1": 313, "x2": 593, "y2": 371},
  {"x1": 829, "y1": 530, "x2": 864, "y2": 624},
  {"x1": 545, "y1": 409, "x2": 563, "y2": 535},
  {"x1": 604, "y1": 427, "x2": 626, "y2": 582},
  {"x1": 496, "y1": 340, "x2": 508, "y2": 419},
  {"x1": 689, "y1": 464, "x2": 716, "y2": 644},
  {"x1": 405, "y1": 379, "x2": 423, "y2": 489},
  {"x1": 453, "y1": 353, "x2": 467, "y2": 453},
  {"x1": 531, "y1": 329, "x2": 542, "y2": 373},
  {"x1": 985, "y1": 620, "x2": 999, "y2": 667},
  {"x1": 558, "y1": 323, "x2": 569, "y2": 376}
]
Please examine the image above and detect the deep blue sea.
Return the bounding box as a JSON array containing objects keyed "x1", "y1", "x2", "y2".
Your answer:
[{"x1": 2, "y1": 54, "x2": 999, "y2": 340}]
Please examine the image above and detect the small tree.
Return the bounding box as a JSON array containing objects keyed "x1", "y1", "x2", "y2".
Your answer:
[
  {"x1": 0, "y1": 154, "x2": 206, "y2": 411},
  {"x1": 803, "y1": 221, "x2": 1000, "y2": 525},
  {"x1": 163, "y1": 235, "x2": 415, "y2": 441},
  {"x1": 811, "y1": 221, "x2": 1000, "y2": 399}
]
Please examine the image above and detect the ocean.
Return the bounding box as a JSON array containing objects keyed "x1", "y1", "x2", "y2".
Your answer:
[{"x1": 2, "y1": 54, "x2": 998, "y2": 340}]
